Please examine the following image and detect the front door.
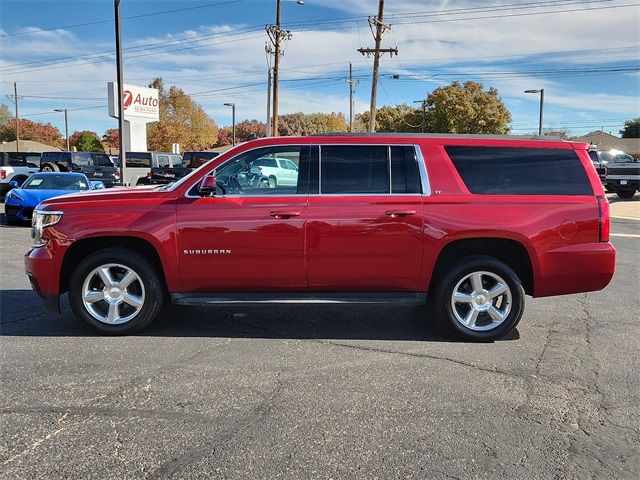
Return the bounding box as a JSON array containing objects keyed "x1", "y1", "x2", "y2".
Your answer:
[
  {"x1": 176, "y1": 145, "x2": 310, "y2": 292},
  {"x1": 307, "y1": 144, "x2": 424, "y2": 291}
]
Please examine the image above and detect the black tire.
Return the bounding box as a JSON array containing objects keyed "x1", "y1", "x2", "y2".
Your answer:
[
  {"x1": 41, "y1": 163, "x2": 60, "y2": 172},
  {"x1": 268, "y1": 176, "x2": 277, "y2": 188},
  {"x1": 431, "y1": 255, "x2": 525, "y2": 342},
  {"x1": 12, "y1": 175, "x2": 27, "y2": 187},
  {"x1": 616, "y1": 190, "x2": 636, "y2": 199},
  {"x1": 68, "y1": 247, "x2": 164, "y2": 335}
]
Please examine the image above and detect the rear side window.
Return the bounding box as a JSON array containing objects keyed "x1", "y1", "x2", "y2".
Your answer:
[
  {"x1": 445, "y1": 146, "x2": 593, "y2": 195},
  {"x1": 93, "y1": 154, "x2": 112, "y2": 167},
  {"x1": 41, "y1": 152, "x2": 62, "y2": 163},
  {"x1": 252, "y1": 158, "x2": 277, "y2": 168},
  {"x1": 321, "y1": 145, "x2": 388, "y2": 194},
  {"x1": 391, "y1": 146, "x2": 421, "y2": 194},
  {"x1": 126, "y1": 153, "x2": 151, "y2": 168}
]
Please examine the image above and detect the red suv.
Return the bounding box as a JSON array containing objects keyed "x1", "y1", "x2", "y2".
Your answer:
[{"x1": 25, "y1": 134, "x2": 615, "y2": 340}]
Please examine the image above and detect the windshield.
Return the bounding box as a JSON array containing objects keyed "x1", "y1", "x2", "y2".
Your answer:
[
  {"x1": 600, "y1": 151, "x2": 636, "y2": 163},
  {"x1": 22, "y1": 174, "x2": 89, "y2": 191}
]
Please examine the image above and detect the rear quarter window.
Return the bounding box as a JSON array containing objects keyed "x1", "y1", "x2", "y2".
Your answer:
[{"x1": 445, "y1": 146, "x2": 593, "y2": 195}]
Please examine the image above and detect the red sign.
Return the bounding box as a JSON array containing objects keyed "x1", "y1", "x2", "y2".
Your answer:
[{"x1": 122, "y1": 90, "x2": 133, "y2": 110}]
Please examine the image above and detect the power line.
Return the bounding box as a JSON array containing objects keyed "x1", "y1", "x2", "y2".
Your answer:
[
  {"x1": 3, "y1": 1, "x2": 636, "y2": 76},
  {"x1": 0, "y1": 0, "x2": 244, "y2": 38}
]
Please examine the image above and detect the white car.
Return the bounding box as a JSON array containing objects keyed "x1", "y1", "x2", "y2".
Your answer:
[
  {"x1": 1, "y1": 152, "x2": 41, "y2": 195},
  {"x1": 249, "y1": 157, "x2": 298, "y2": 188}
]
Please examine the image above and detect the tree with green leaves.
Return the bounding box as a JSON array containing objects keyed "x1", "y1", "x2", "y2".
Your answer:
[
  {"x1": 278, "y1": 112, "x2": 348, "y2": 136},
  {"x1": 0, "y1": 104, "x2": 11, "y2": 126},
  {"x1": 424, "y1": 81, "x2": 512, "y2": 134},
  {"x1": 356, "y1": 104, "x2": 422, "y2": 133},
  {"x1": 75, "y1": 131, "x2": 104, "y2": 152},
  {"x1": 147, "y1": 78, "x2": 218, "y2": 151},
  {"x1": 620, "y1": 118, "x2": 640, "y2": 138}
]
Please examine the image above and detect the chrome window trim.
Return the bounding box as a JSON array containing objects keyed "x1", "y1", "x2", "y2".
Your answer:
[
  {"x1": 184, "y1": 142, "x2": 431, "y2": 199},
  {"x1": 414, "y1": 144, "x2": 431, "y2": 196}
]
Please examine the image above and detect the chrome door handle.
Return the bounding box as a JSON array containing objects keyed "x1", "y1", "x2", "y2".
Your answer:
[
  {"x1": 269, "y1": 211, "x2": 301, "y2": 219},
  {"x1": 385, "y1": 209, "x2": 416, "y2": 218}
]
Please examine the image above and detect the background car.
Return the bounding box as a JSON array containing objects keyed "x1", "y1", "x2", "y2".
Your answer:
[
  {"x1": 40, "y1": 151, "x2": 120, "y2": 187},
  {"x1": 0, "y1": 152, "x2": 41, "y2": 195},
  {"x1": 4, "y1": 172, "x2": 104, "y2": 225},
  {"x1": 249, "y1": 156, "x2": 299, "y2": 188}
]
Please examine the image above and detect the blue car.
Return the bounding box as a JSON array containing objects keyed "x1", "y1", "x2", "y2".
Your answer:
[{"x1": 4, "y1": 172, "x2": 104, "y2": 225}]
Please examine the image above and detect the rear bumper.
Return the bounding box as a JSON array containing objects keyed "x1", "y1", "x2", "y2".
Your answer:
[{"x1": 534, "y1": 242, "x2": 616, "y2": 297}]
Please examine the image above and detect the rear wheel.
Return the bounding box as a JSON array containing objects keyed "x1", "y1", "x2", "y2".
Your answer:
[
  {"x1": 431, "y1": 256, "x2": 525, "y2": 341},
  {"x1": 268, "y1": 176, "x2": 277, "y2": 188},
  {"x1": 41, "y1": 163, "x2": 60, "y2": 172},
  {"x1": 616, "y1": 190, "x2": 636, "y2": 199},
  {"x1": 68, "y1": 248, "x2": 164, "y2": 335}
]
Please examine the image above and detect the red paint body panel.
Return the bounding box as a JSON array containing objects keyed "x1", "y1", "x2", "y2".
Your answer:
[{"x1": 25, "y1": 135, "x2": 615, "y2": 304}]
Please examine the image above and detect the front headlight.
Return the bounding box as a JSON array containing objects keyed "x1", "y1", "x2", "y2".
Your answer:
[
  {"x1": 31, "y1": 209, "x2": 64, "y2": 247},
  {"x1": 7, "y1": 190, "x2": 24, "y2": 201}
]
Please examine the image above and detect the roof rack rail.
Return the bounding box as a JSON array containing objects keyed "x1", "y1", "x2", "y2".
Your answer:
[{"x1": 309, "y1": 132, "x2": 566, "y2": 141}]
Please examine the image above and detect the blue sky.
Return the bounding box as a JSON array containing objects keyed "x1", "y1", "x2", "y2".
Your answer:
[{"x1": 1, "y1": 0, "x2": 639, "y2": 140}]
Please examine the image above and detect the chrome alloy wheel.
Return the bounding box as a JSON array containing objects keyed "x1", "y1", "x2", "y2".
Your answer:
[
  {"x1": 81, "y1": 263, "x2": 146, "y2": 325},
  {"x1": 450, "y1": 271, "x2": 512, "y2": 331}
]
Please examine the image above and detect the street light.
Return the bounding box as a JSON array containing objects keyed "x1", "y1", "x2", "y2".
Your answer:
[
  {"x1": 524, "y1": 88, "x2": 545, "y2": 135},
  {"x1": 223, "y1": 102, "x2": 236, "y2": 146},
  {"x1": 54, "y1": 108, "x2": 69, "y2": 151}
]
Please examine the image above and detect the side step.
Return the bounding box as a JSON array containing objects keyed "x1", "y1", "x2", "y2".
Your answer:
[{"x1": 171, "y1": 292, "x2": 427, "y2": 307}]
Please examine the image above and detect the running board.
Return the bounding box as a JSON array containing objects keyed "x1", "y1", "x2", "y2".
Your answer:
[{"x1": 171, "y1": 292, "x2": 427, "y2": 306}]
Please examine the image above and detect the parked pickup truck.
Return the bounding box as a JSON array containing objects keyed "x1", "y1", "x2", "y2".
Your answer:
[
  {"x1": 605, "y1": 161, "x2": 640, "y2": 199},
  {"x1": 40, "y1": 151, "x2": 120, "y2": 187},
  {"x1": 25, "y1": 134, "x2": 615, "y2": 341}
]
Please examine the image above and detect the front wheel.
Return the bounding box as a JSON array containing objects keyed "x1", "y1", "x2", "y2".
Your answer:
[
  {"x1": 68, "y1": 248, "x2": 164, "y2": 335},
  {"x1": 616, "y1": 190, "x2": 636, "y2": 199},
  {"x1": 431, "y1": 256, "x2": 525, "y2": 341}
]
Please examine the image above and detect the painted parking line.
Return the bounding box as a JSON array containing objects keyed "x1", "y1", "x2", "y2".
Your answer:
[{"x1": 610, "y1": 233, "x2": 640, "y2": 238}]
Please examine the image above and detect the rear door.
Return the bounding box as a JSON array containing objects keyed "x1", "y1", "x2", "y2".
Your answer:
[
  {"x1": 307, "y1": 144, "x2": 425, "y2": 291},
  {"x1": 176, "y1": 144, "x2": 311, "y2": 292}
]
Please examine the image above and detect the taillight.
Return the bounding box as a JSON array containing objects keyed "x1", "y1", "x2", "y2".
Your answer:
[
  {"x1": 597, "y1": 196, "x2": 610, "y2": 242},
  {"x1": 147, "y1": 172, "x2": 152, "y2": 179},
  {"x1": 0, "y1": 169, "x2": 6, "y2": 180},
  {"x1": 114, "y1": 170, "x2": 120, "y2": 179}
]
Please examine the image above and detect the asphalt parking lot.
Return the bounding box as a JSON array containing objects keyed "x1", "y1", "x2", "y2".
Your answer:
[{"x1": 1, "y1": 198, "x2": 639, "y2": 479}]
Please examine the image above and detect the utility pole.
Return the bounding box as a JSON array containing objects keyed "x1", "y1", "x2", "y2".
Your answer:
[
  {"x1": 5, "y1": 83, "x2": 22, "y2": 152},
  {"x1": 358, "y1": 0, "x2": 398, "y2": 133},
  {"x1": 347, "y1": 62, "x2": 359, "y2": 132},
  {"x1": 114, "y1": 0, "x2": 126, "y2": 185},
  {"x1": 266, "y1": 0, "x2": 303, "y2": 137},
  {"x1": 265, "y1": 43, "x2": 273, "y2": 137},
  {"x1": 524, "y1": 88, "x2": 545, "y2": 135}
]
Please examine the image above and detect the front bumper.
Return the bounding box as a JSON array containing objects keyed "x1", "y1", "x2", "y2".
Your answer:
[
  {"x1": 25, "y1": 244, "x2": 63, "y2": 314},
  {"x1": 5, "y1": 202, "x2": 35, "y2": 221}
]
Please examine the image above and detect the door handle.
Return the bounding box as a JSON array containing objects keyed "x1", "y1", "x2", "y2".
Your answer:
[
  {"x1": 385, "y1": 209, "x2": 416, "y2": 218},
  {"x1": 269, "y1": 211, "x2": 301, "y2": 219}
]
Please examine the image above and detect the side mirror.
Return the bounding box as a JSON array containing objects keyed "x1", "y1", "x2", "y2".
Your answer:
[
  {"x1": 91, "y1": 181, "x2": 105, "y2": 190},
  {"x1": 198, "y1": 174, "x2": 217, "y2": 196},
  {"x1": 9, "y1": 180, "x2": 19, "y2": 188}
]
